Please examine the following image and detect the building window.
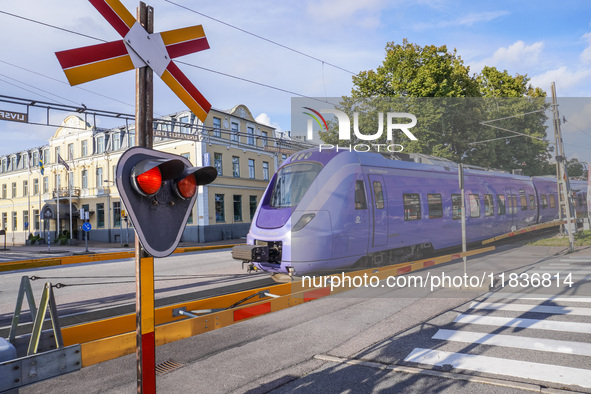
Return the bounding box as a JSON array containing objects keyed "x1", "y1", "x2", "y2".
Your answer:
[
  {"x1": 11, "y1": 182, "x2": 16, "y2": 198},
  {"x1": 232, "y1": 156, "x2": 240, "y2": 178},
  {"x1": 33, "y1": 179, "x2": 39, "y2": 195},
  {"x1": 469, "y1": 194, "x2": 480, "y2": 218},
  {"x1": 250, "y1": 196, "x2": 257, "y2": 220},
  {"x1": 43, "y1": 177, "x2": 49, "y2": 194},
  {"x1": 247, "y1": 127, "x2": 255, "y2": 145},
  {"x1": 233, "y1": 195, "x2": 242, "y2": 222},
  {"x1": 112, "y1": 133, "x2": 121, "y2": 150},
  {"x1": 427, "y1": 193, "x2": 442, "y2": 219},
  {"x1": 452, "y1": 194, "x2": 462, "y2": 219},
  {"x1": 97, "y1": 203, "x2": 104, "y2": 228},
  {"x1": 54, "y1": 147, "x2": 60, "y2": 163},
  {"x1": 34, "y1": 209, "x2": 39, "y2": 231},
  {"x1": 484, "y1": 194, "x2": 494, "y2": 217},
  {"x1": 97, "y1": 135, "x2": 105, "y2": 154},
  {"x1": 262, "y1": 131, "x2": 268, "y2": 147},
  {"x1": 10, "y1": 156, "x2": 16, "y2": 170},
  {"x1": 215, "y1": 194, "x2": 225, "y2": 222},
  {"x1": 12, "y1": 212, "x2": 17, "y2": 231},
  {"x1": 23, "y1": 180, "x2": 28, "y2": 197},
  {"x1": 180, "y1": 116, "x2": 190, "y2": 133},
  {"x1": 248, "y1": 159, "x2": 255, "y2": 179},
  {"x1": 1, "y1": 159, "x2": 6, "y2": 173},
  {"x1": 213, "y1": 117, "x2": 221, "y2": 137},
  {"x1": 214, "y1": 153, "x2": 223, "y2": 176},
  {"x1": 497, "y1": 195, "x2": 506, "y2": 215},
  {"x1": 403, "y1": 193, "x2": 421, "y2": 221},
  {"x1": 263, "y1": 161, "x2": 269, "y2": 181},
  {"x1": 1, "y1": 212, "x2": 6, "y2": 231},
  {"x1": 1, "y1": 184, "x2": 5, "y2": 199},
  {"x1": 113, "y1": 201, "x2": 121, "y2": 227},
  {"x1": 43, "y1": 148, "x2": 49, "y2": 164},
  {"x1": 82, "y1": 170, "x2": 88, "y2": 189},
  {"x1": 81, "y1": 140, "x2": 88, "y2": 157},
  {"x1": 68, "y1": 143, "x2": 74, "y2": 160},
  {"x1": 32, "y1": 151, "x2": 38, "y2": 167},
  {"x1": 23, "y1": 211, "x2": 29, "y2": 231},
  {"x1": 231, "y1": 122, "x2": 239, "y2": 142},
  {"x1": 96, "y1": 167, "x2": 103, "y2": 188}
]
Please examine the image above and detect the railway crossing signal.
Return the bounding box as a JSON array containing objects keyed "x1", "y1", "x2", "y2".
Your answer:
[
  {"x1": 116, "y1": 147, "x2": 217, "y2": 257},
  {"x1": 55, "y1": 0, "x2": 212, "y2": 121}
]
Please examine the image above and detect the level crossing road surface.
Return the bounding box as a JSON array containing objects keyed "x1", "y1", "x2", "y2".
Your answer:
[
  {"x1": 0, "y1": 246, "x2": 272, "y2": 337},
  {"x1": 12, "y1": 243, "x2": 591, "y2": 393}
]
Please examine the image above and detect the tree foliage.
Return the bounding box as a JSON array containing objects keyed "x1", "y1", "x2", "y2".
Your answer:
[{"x1": 322, "y1": 39, "x2": 554, "y2": 176}]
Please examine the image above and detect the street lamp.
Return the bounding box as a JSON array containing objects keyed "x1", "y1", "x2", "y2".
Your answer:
[{"x1": 1, "y1": 198, "x2": 15, "y2": 245}]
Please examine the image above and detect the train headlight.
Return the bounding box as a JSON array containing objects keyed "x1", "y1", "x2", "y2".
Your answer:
[{"x1": 292, "y1": 213, "x2": 316, "y2": 232}]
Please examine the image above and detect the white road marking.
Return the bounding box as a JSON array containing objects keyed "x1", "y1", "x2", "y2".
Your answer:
[
  {"x1": 482, "y1": 293, "x2": 591, "y2": 303},
  {"x1": 433, "y1": 329, "x2": 591, "y2": 357},
  {"x1": 404, "y1": 348, "x2": 591, "y2": 388},
  {"x1": 469, "y1": 301, "x2": 591, "y2": 316},
  {"x1": 453, "y1": 314, "x2": 591, "y2": 334}
]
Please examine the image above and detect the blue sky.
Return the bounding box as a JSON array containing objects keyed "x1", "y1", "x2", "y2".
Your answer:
[{"x1": 0, "y1": 0, "x2": 590, "y2": 163}]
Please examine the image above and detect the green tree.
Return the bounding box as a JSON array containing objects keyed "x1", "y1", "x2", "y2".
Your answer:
[{"x1": 322, "y1": 40, "x2": 554, "y2": 175}]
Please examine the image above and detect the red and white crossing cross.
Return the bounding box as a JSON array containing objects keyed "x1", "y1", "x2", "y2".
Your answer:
[{"x1": 55, "y1": 0, "x2": 211, "y2": 122}]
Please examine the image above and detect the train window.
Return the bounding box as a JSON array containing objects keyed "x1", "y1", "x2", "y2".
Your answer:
[
  {"x1": 540, "y1": 194, "x2": 548, "y2": 209},
  {"x1": 506, "y1": 194, "x2": 512, "y2": 214},
  {"x1": 452, "y1": 194, "x2": 462, "y2": 220},
  {"x1": 497, "y1": 195, "x2": 506, "y2": 215},
  {"x1": 469, "y1": 194, "x2": 480, "y2": 218},
  {"x1": 355, "y1": 181, "x2": 367, "y2": 210},
  {"x1": 428, "y1": 193, "x2": 443, "y2": 219},
  {"x1": 484, "y1": 194, "x2": 494, "y2": 216},
  {"x1": 513, "y1": 196, "x2": 517, "y2": 214},
  {"x1": 403, "y1": 193, "x2": 421, "y2": 221},
  {"x1": 270, "y1": 162, "x2": 323, "y2": 208},
  {"x1": 519, "y1": 190, "x2": 527, "y2": 210},
  {"x1": 373, "y1": 182, "x2": 384, "y2": 209},
  {"x1": 549, "y1": 194, "x2": 556, "y2": 208},
  {"x1": 529, "y1": 195, "x2": 537, "y2": 210}
]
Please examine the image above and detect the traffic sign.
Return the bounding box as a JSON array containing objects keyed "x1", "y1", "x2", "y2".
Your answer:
[
  {"x1": 54, "y1": 0, "x2": 212, "y2": 122},
  {"x1": 82, "y1": 222, "x2": 92, "y2": 232}
]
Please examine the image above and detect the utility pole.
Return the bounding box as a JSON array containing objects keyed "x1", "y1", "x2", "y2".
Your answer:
[
  {"x1": 551, "y1": 82, "x2": 575, "y2": 251},
  {"x1": 135, "y1": 3, "x2": 156, "y2": 393}
]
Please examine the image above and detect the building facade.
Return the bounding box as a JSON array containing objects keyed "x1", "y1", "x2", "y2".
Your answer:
[{"x1": 0, "y1": 104, "x2": 306, "y2": 245}]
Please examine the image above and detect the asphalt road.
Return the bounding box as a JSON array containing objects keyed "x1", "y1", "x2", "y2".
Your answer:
[{"x1": 15, "y1": 242, "x2": 591, "y2": 393}]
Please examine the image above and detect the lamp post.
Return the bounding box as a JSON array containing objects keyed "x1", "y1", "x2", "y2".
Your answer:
[{"x1": 1, "y1": 198, "x2": 15, "y2": 245}]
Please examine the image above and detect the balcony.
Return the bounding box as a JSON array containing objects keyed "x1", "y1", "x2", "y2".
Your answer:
[{"x1": 52, "y1": 187, "x2": 81, "y2": 199}]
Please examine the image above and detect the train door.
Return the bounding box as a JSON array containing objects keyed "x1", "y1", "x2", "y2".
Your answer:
[{"x1": 369, "y1": 175, "x2": 388, "y2": 247}]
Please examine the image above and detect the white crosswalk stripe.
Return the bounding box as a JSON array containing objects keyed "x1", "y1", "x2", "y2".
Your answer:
[{"x1": 403, "y1": 295, "x2": 591, "y2": 389}]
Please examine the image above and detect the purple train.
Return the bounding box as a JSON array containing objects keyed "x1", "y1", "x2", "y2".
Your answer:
[{"x1": 233, "y1": 148, "x2": 588, "y2": 276}]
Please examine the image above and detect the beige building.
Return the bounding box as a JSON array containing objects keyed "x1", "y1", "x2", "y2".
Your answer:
[{"x1": 0, "y1": 104, "x2": 309, "y2": 245}]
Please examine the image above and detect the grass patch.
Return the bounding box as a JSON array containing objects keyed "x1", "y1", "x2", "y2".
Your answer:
[{"x1": 528, "y1": 230, "x2": 591, "y2": 246}]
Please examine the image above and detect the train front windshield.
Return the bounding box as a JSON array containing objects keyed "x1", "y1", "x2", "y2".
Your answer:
[{"x1": 270, "y1": 162, "x2": 323, "y2": 208}]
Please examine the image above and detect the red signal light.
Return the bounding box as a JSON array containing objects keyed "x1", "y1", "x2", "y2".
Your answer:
[
  {"x1": 175, "y1": 174, "x2": 197, "y2": 199},
  {"x1": 135, "y1": 166, "x2": 162, "y2": 196}
]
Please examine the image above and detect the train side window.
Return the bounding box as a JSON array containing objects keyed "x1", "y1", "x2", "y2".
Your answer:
[
  {"x1": 469, "y1": 194, "x2": 480, "y2": 218},
  {"x1": 529, "y1": 195, "x2": 537, "y2": 210},
  {"x1": 484, "y1": 194, "x2": 494, "y2": 216},
  {"x1": 451, "y1": 194, "x2": 462, "y2": 220},
  {"x1": 540, "y1": 194, "x2": 548, "y2": 209},
  {"x1": 513, "y1": 196, "x2": 517, "y2": 214},
  {"x1": 428, "y1": 193, "x2": 443, "y2": 219},
  {"x1": 519, "y1": 190, "x2": 528, "y2": 210},
  {"x1": 355, "y1": 180, "x2": 367, "y2": 210},
  {"x1": 403, "y1": 193, "x2": 421, "y2": 221},
  {"x1": 497, "y1": 195, "x2": 506, "y2": 215},
  {"x1": 549, "y1": 193, "x2": 556, "y2": 208},
  {"x1": 373, "y1": 181, "x2": 384, "y2": 209},
  {"x1": 506, "y1": 194, "x2": 512, "y2": 214}
]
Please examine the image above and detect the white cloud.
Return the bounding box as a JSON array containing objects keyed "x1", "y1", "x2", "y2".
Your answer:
[
  {"x1": 580, "y1": 32, "x2": 591, "y2": 64},
  {"x1": 255, "y1": 113, "x2": 283, "y2": 132},
  {"x1": 530, "y1": 66, "x2": 591, "y2": 93},
  {"x1": 491, "y1": 40, "x2": 545, "y2": 67},
  {"x1": 414, "y1": 10, "x2": 509, "y2": 30}
]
